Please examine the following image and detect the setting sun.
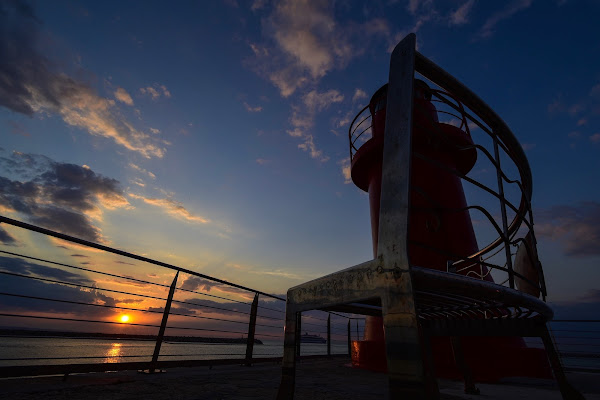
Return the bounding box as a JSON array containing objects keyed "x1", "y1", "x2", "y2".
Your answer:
[{"x1": 119, "y1": 314, "x2": 131, "y2": 323}]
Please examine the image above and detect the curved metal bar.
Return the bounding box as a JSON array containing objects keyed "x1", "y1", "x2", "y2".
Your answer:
[{"x1": 410, "y1": 266, "x2": 552, "y2": 320}]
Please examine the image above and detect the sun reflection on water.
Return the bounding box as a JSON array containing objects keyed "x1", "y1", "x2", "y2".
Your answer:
[{"x1": 104, "y1": 342, "x2": 122, "y2": 363}]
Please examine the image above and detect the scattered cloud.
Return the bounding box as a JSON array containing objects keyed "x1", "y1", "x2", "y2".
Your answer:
[
  {"x1": 337, "y1": 157, "x2": 351, "y2": 184},
  {"x1": 129, "y1": 163, "x2": 156, "y2": 179},
  {"x1": 0, "y1": 256, "x2": 121, "y2": 318},
  {"x1": 286, "y1": 89, "x2": 344, "y2": 162},
  {"x1": 140, "y1": 84, "x2": 171, "y2": 100},
  {"x1": 251, "y1": 0, "x2": 267, "y2": 11},
  {"x1": 8, "y1": 120, "x2": 30, "y2": 137},
  {"x1": 0, "y1": 3, "x2": 165, "y2": 158},
  {"x1": 478, "y1": 0, "x2": 533, "y2": 39},
  {"x1": 536, "y1": 202, "x2": 600, "y2": 257},
  {"x1": 114, "y1": 87, "x2": 134, "y2": 106},
  {"x1": 0, "y1": 256, "x2": 92, "y2": 285},
  {"x1": 179, "y1": 276, "x2": 221, "y2": 292},
  {"x1": 70, "y1": 254, "x2": 90, "y2": 258},
  {"x1": 521, "y1": 143, "x2": 536, "y2": 151},
  {"x1": 128, "y1": 194, "x2": 210, "y2": 224},
  {"x1": 352, "y1": 89, "x2": 368, "y2": 103},
  {"x1": 0, "y1": 226, "x2": 18, "y2": 245},
  {"x1": 250, "y1": 0, "x2": 389, "y2": 98},
  {"x1": 256, "y1": 158, "x2": 270, "y2": 165},
  {"x1": 449, "y1": 0, "x2": 475, "y2": 26},
  {"x1": 0, "y1": 151, "x2": 130, "y2": 243},
  {"x1": 243, "y1": 102, "x2": 263, "y2": 112},
  {"x1": 590, "y1": 133, "x2": 600, "y2": 143}
]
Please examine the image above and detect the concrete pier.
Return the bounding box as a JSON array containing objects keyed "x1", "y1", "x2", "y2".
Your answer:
[{"x1": 1, "y1": 358, "x2": 599, "y2": 399}]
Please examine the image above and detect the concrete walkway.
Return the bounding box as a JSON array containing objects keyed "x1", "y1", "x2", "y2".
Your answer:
[{"x1": 1, "y1": 358, "x2": 598, "y2": 399}]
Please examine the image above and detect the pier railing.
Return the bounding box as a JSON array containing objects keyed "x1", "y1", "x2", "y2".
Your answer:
[{"x1": 0, "y1": 215, "x2": 360, "y2": 378}]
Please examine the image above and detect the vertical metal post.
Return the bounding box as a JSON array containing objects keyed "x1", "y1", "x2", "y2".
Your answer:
[
  {"x1": 295, "y1": 312, "x2": 301, "y2": 358},
  {"x1": 327, "y1": 313, "x2": 331, "y2": 357},
  {"x1": 493, "y1": 138, "x2": 515, "y2": 288},
  {"x1": 245, "y1": 293, "x2": 259, "y2": 366},
  {"x1": 347, "y1": 319, "x2": 351, "y2": 355},
  {"x1": 150, "y1": 271, "x2": 178, "y2": 373},
  {"x1": 540, "y1": 327, "x2": 585, "y2": 400}
]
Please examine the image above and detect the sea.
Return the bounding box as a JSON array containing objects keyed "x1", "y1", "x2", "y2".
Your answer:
[
  {"x1": 0, "y1": 336, "x2": 597, "y2": 372},
  {"x1": 0, "y1": 337, "x2": 349, "y2": 367}
]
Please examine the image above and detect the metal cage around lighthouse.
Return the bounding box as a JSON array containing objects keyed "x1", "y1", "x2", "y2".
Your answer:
[
  {"x1": 349, "y1": 58, "x2": 545, "y2": 300},
  {"x1": 277, "y1": 34, "x2": 584, "y2": 400}
]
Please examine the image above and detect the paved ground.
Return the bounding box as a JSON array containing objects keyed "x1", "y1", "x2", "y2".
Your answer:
[{"x1": 1, "y1": 358, "x2": 598, "y2": 399}]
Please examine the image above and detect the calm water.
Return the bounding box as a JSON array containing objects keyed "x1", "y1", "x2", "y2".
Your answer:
[
  {"x1": 1, "y1": 337, "x2": 597, "y2": 372},
  {"x1": 0, "y1": 337, "x2": 349, "y2": 367}
]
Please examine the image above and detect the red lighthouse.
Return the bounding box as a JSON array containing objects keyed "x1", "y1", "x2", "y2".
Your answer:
[{"x1": 349, "y1": 80, "x2": 552, "y2": 382}]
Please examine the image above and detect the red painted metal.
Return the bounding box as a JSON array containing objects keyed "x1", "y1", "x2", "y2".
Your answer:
[{"x1": 350, "y1": 81, "x2": 552, "y2": 381}]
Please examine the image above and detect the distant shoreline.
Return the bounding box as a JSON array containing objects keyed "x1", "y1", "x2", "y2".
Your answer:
[{"x1": 0, "y1": 329, "x2": 263, "y2": 344}]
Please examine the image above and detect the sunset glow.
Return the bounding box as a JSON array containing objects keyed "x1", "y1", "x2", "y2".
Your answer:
[{"x1": 0, "y1": 0, "x2": 599, "y2": 339}]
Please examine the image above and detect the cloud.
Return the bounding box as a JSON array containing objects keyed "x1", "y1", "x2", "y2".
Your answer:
[
  {"x1": 0, "y1": 2, "x2": 165, "y2": 159},
  {"x1": 551, "y1": 289, "x2": 600, "y2": 319},
  {"x1": 449, "y1": 0, "x2": 475, "y2": 26},
  {"x1": 337, "y1": 157, "x2": 352, "y2": 184},
  {"x1": 251, "y1": 0, "x2": 267, "y2": 11},
  {"x1": 352, "y1": 89, "x2": 368, "y2": 103},
  {"x1": 0, "y1": 151, "x2": 130, "y2": 243},
  {"x1": 114, "y1": 87, "x2": 134, "y2": 106},
  {"x1": 536, "y1": 202, "x2": 600, "y2": 257},
  {"x1": 128, "y1": 194, "x2": 210, "y2": 224},
  {"x1": 590, "y1": 133, "x2": 600, "y2": 143},
  {"x1": 0, "y1": 256, "x2": 92, "y2": 285},
  {"x1": 179, "y1": 276, "x2": 221, "y2": 292},
  {"x1": 0, "y1": 226, "x2": 18, "y2": 245},
  {"x1": 252, "y1": 0, "x2": 389, "y2": 97},
  {"x1": 129, "y1": 163, "x2": 156, "y2": 179},
  {"x1": 407, "y1": 0, "x2": 433, "y2": 15},
  {"x1": 140, "y1": 84, "x2": 171, "y2": 100},
  {"x1": 0, "y1": 256, "x2": 122, "y2": 318},
  {"x1": 256, "y1": 158, "x2": 270, "y2": 165},
  {"x1": 478, "y1": 0, "x2": 533, "y2": 38},
  {"x1": 286, "y1": 89, "x2": 344, "y2": 162},
  {"x1": 243, "y1": 102, "x2": 263, "y2": 113},
  {"x1": 7, "y1": 120, "x2": 30, "y2": 137},
  {"x1": 521, "y1": 143, "x2": 536, "y2": 151}
]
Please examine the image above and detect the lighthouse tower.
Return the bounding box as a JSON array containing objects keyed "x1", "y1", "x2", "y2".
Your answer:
[{"x1": 348, "y1": 79, "x2": 553, "y2": 381}]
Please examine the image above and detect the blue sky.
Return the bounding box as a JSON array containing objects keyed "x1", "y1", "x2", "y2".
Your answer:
[{"x1": 1, "y1": 0, "x2": 599, "y2": 327}]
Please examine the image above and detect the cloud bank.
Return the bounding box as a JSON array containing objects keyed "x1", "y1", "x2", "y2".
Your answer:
[
  {"x1": 536, "y1": 202, "x2": 600, "y2": 257},
  {"x1": 0, "y1": 150, "x2": 130, "y2": 243},
  {"x1": 0, "y1": 1, "x2": 165, "y2": 158}
]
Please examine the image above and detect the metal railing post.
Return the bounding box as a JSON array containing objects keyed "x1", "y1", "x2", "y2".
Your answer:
[
  {"x1": 149, "y1": 271, "x2": 179, "y2": 373},
  {"x1": 493, "y1": 137, "x2": 515, "y2": 288},
  {"x1": 245, "y1": 293, "x2": 259, "y2": 366},
  {"x1": 327, "y1": 313, "x2": 331, "y2": 357},
  {"x1": 347, "y1": 319, "x2": 351, "y2": 355},
  {"x1": 295, "y1": 312, "x2": 301, "y2": 358}
]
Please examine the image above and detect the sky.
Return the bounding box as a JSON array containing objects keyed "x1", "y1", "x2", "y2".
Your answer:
[{"x1": 1, "y1": 0, "x2": 600, "y2": 335}]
